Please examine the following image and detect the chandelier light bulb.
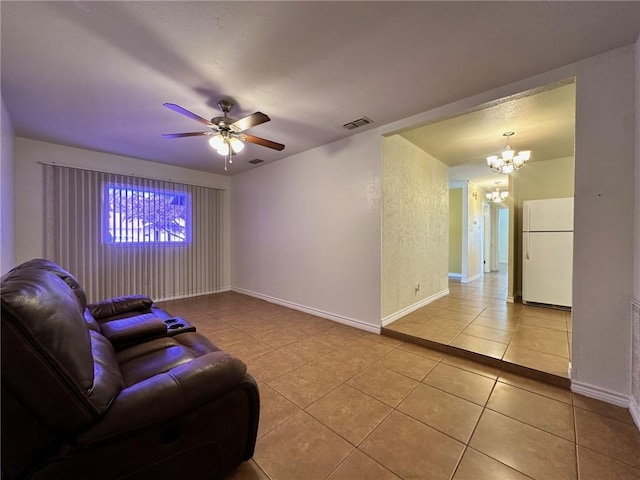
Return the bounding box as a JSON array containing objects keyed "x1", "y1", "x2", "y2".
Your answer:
[{"x1": 486, "y1": 132, "x2": 530, "y2": 175}]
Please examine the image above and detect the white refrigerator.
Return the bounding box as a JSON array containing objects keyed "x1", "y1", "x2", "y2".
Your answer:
[{"x1": 522, "y1": 197, "x2": 574, "y2": 308}]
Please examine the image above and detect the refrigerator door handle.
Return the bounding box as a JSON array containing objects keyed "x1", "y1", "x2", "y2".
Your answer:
[{"x1": 526, "y1": 204, "x2": 530, "y2": 260}]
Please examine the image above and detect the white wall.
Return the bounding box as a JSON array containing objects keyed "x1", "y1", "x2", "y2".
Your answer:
[
  {"x1": 13, "y1": 138, "x2": 232, "y2": 287},
  {"x1": 635, "y1": 35, "x2": 640, "y2": 304},
  {"x1": 571, "y1": 45, "x2": 636, "y2": 398},
  {"x1": 498, "y1": 208, "x2": 509, "y2": 264},
  {"x1": 465, "y1": 182, "x2": 484, "y2": 282},
  {"x1": 0, "y1": 96, "x2": 15, "y2": 274},
  {"x1": 231, "y1": 131, "x2": 382, "y2": 331},
  {"x1": 381, "y1": 135, "x2": 449, "y2": 320},
  {"x1": 632, "y1": 34, "x2": 640, "y2": 418}
]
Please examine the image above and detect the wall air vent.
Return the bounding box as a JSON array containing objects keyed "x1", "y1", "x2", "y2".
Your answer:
[
  {"x1": 249, "y1": 159, "x2": 264, "y2": 165},
  {"x1": 343, "y1": 116, "x2": 373, "y2": 130}
]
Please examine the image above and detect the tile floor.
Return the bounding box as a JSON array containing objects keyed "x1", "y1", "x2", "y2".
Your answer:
[
  {"x1": 384, "y1": 269, "x2": 573, "y2": 385},
  {"x1": 157, "y1": 292, "x2": 640, "y2": 480}
]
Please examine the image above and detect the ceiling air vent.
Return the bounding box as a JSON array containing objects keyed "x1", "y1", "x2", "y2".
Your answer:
[
  {"x1": 249, "y1": 159, "x2": 264, "y2": 165},
  {"x1": 342, "y1": 116, "x2": 373, "y2": 130}
]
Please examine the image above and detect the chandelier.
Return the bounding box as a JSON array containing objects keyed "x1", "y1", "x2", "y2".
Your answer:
[
  {"x1": 486, "y1": 132, "x2": 531, "y2": 174},
  {"x1": 486, "y1": 182, "x2": 509, "y2": 203}
]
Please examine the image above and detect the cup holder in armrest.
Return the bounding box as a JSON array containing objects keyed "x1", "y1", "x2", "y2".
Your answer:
[{"x1": 162, "y1": 317, "x2": 196, "y2": 335}]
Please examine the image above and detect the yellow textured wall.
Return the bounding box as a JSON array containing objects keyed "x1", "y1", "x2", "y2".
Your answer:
[{"x1": 382, "y1": 135, "x2": 449, "y2": 319}]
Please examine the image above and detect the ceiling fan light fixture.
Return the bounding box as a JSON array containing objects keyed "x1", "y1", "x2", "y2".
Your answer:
[
  {"x1": 229, "y1": 136, "x2": 245, "y2": 153},
  {"x1": 208, "y1": 134, "x2": 226, "y2": 150},
  {"x1": 217, "y1": 142, "x2": 230, "y2": 156}
]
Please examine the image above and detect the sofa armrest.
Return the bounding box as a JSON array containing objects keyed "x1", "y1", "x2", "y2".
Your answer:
[
  {"x1": 75, "y1": 352, "x2": 247, "y2": 445},
  {"x1": 100, "y1": 316, "x2": 168, "y2": 349},
  {"x1": 88, "y1": 294, "x2": 153, "y2": 319}
]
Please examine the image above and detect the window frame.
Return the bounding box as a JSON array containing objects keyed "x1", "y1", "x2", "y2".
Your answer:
[{"x1": 102, "y1": 182, "x2": 192, "y2": 246}]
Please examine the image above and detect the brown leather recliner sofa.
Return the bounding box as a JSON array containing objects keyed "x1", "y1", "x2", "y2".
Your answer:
[{"x1": 1, "y1": 259, "x2": 260, "y2": 480}]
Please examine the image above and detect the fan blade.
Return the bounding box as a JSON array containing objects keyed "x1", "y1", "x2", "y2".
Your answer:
[
  {"x1": 230, "y1": 112, "x2": 270, "y2": 132},
  {"x1": 244, "y1": 134, "x2": 285, "y2": 151},
  {"x1": 162, "y1": 132, "x2": 209, "y2": 138},
  {"x1": 164, "y1": 103, "x2": 213, "y2": 126}
]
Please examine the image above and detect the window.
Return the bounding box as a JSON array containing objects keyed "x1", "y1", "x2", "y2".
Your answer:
[{"x1": 103, "y1": 183, "x2": 191, "y2": 244}]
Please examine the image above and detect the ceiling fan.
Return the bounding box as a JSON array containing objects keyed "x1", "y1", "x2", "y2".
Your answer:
[{"x1": 162, "y1": 99, "x2": 285, "y2": 170}]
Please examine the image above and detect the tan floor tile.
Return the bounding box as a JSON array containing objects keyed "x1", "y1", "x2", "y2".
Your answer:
[
  {"x1": 396, "y1": 341, "x2": 445, "y2": 361},
  {"x1": 307, "y1": 384, "x2": 392, "y2": 445},
  {"x1": 577, "y1": 446, "x2": 640, "y2": 480},
  {"x1": 435, "y1": 310, "x2": 479, "y2": 323},
  {"x1": 361, "y1": 411, "x2": 465, "y2": 480},
  {"x1": 346, "y1": 366, "x2": 418, "y2": 407},
  {"x1": 445, "y1": 304, "x2": 484, "y2": 315},
  {"x1": 343, "y1": 338, "x2": 395, "y2": 363},
  {"x1": 503, "y1": 345, "x2": 569, "y2": 378},
  {"x1": 306, "y1": 349, "x2": 372, "y2": 382},
  {"x1": 254, "y1": 327, "x2": 307, "y2": 348},
  {"x1": 461, "y1": 323, "x2": 513, "y2": 344},
  {"x1": 452, "y1": 448, "x2": 531, "y2": 480},
  {"x1": 311, "y1": 326, "x2": 361, "y2": 348},
  {"x1": 442, "y1": 354, "x2": 501, "y2": 379},
  {"x1": 458, "y1": 298, "x2": 491, "y2": 308},
  {"x1": 326, "y1": 450, "x2": 400, "y2": 480},
  {"x1": 225, "y1": 337, "x2": 274, "y2": 361},
  {"x1": 510, "y1": 325, "x2": 570, "y2": 358},
  {"x1": 497, "y1": 371, "x2": 572, "y2": 404},
  {"x1": 279, "y1": 337, "x2": 335, "y2": 362},
  {"x1": 470, "y1": 410, "x2": 577, "y2": 480},
  {"x1": 383, "y1": 319, "x2": 415, "y2": 334},
  {"x1": 375, "y1": 348, "x2": 438, "y2": 381},
  {"x1": 450, "y1": 333, "x2": 508, "y2": 359},
  {"x1": 487, "y1": 382, "x2": 575, "y2": 441},
  {"x1": 244, "y1": 349, "x2": 305, "y2": 383},
  {"x1": 423, "y1": 363, "x2": 496, "y2": 405},
  {"x1": 520, "y1": 314, "x2": 568, "y2": 331},
  {"x1": 210, "y1": 327, "x2": 254, "y2": 348},
  {"x1": 522, "y1": 306, "x2": 567, "y2": 320},
  {"x1": 269, "y1": 364, "x2": 341, "y2": 408},
  {"x1": 400, "y1": 309, "x2": 437, "y2": 324},
  {"x1": 398, "y1": 384, "x2": 482, "y2": 443},
  {"x1": 471, "y1": 315, "x2": 520, "y2": 332},
  {"x1": 254, "y1": 412, "x2": 354, "y2": 480},
  {"x1": 407, "y1": 318, "x2": 468, "y2": 344},
  {"x1": 574, "y1": 408, "x2": 640, "y2": 469},
  {"x1": 572, "y1": 393, "x2": 635, "y2": 424},
  {"x1": 256, "y1": 383, "x2": 302, "y2": 438}
]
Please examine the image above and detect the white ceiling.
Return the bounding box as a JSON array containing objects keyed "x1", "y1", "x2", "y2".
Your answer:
[
  {"x1": 2, "y1": 2, "x2": 639, "y2": 176},
  {"x1": 402, "y1": 81, "x2": 576, "y2": 190}
]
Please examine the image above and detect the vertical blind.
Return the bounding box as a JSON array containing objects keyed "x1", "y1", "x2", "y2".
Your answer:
[{"x1": 44, "y1": 164, "x2": 223, "y2": 303}]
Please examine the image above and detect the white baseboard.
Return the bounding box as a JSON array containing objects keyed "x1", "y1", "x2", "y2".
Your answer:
[
  {"x1": 630, "y1": 396, "x2": 640, "y2": 431},
  {"x1": 231, "y1": 287, "x2": 380, "y2": 334},
  {"x1": 506, "y1": 296, "x2": 515, "y2": 304},
  {"x1": 155, "y1": 286, "x2": 231, "y2": 303},
  {"x1": 448, "y1": 273, "x2": 462, "y2": 279},
  {"x1": 381, "y1": 288, "x2": 450, "y2": 327},
  {"x1": 462, "y1": 272, "x2": 482, "y2": 284},
  {"x1": 571, "y1": 380, "x2": 630, "y2": 408}
]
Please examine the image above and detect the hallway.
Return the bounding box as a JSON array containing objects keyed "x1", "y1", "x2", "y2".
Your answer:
[{"x1": 382, "y1": 270, "x2": 572, "y2": 386}]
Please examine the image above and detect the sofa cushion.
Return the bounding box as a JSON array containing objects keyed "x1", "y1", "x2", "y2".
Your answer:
[{"x1": 116, "y1": 333, "x2": 222, "y2": 387}]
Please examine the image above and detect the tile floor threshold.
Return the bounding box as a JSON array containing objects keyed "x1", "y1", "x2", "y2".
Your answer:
[{"x1": 381, "y1": 328, "x2": 571, "y2": 389}]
